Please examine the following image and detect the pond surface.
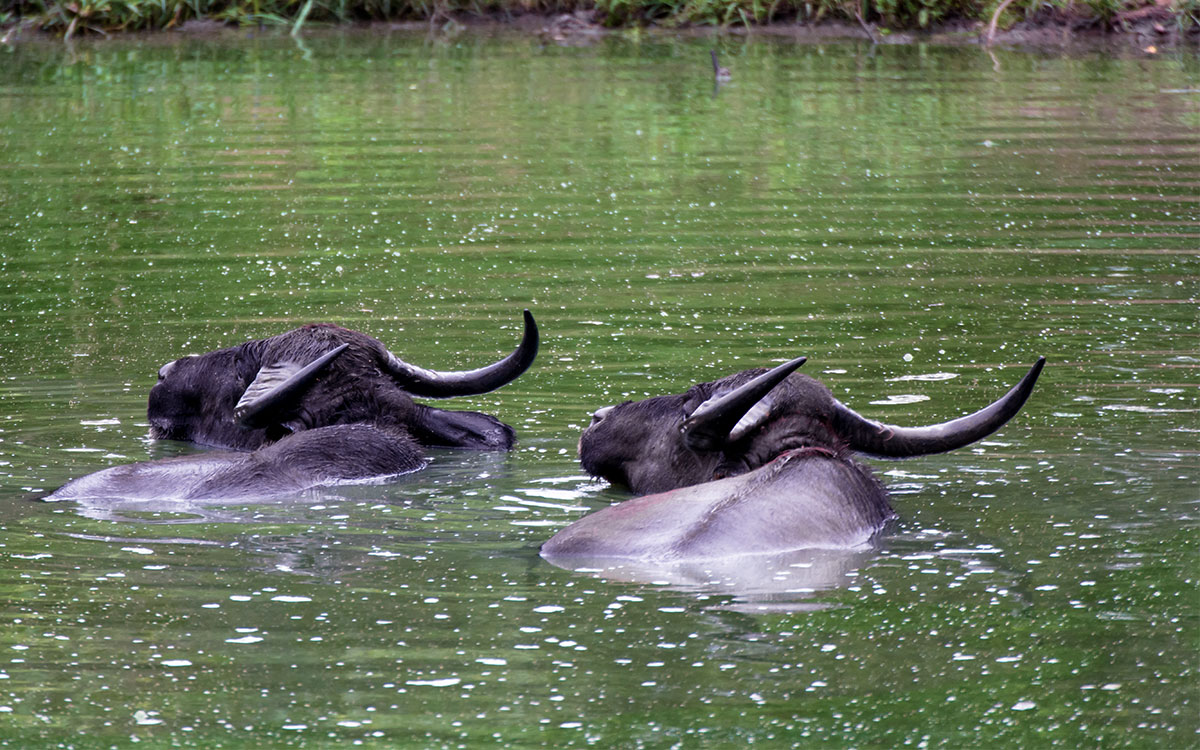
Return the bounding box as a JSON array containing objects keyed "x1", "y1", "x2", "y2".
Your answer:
[{"x1": 0, "y1": 30, "x2": 1197, "y2": 748}]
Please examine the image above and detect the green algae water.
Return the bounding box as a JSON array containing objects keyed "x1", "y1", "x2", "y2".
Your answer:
[{"x1": 0, "y1": 32, "x2": 1197, "y2": 748}]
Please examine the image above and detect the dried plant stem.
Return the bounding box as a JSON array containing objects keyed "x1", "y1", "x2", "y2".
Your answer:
[
  {"x1": 854, "y1": 8, "x2": 878, "y2": 44},
  {"x1": 984, "y1": 0, "x2": 1019, "y2": 45}
]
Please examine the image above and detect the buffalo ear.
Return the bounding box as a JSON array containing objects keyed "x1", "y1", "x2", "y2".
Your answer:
[
  {"x1": 411, "y1": 405, "x2": 516, "y2": 450},
  {"x1": 233, "y1": 344, "x2": 349, "y2": 429},
  {"x1": 727, "y1": 393, "x2": 776, "y2": 443}
]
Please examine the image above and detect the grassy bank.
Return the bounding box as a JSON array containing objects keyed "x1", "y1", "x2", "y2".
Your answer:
[{"x1": 1, "y1": 0, "x2": 1197, "y2": 39}]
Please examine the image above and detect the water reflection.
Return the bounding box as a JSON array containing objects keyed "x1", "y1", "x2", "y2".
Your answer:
[{"x1": 544, "y1": 544, "x2": 880, "y2": 613}]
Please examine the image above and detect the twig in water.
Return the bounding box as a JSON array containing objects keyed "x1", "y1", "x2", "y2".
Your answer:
[
  {"x1": 291, "y1": 0, "x2": 314, "y2": 37},
  {"x1": 854, "y1": 9, "x2": 878, "y2": 45},
  {"x1": 984, "y1": 0, "x2": 1018, "y2": 46},
  {"x1": 710, "y1": 50, "x2": 731, "y2": 82}
]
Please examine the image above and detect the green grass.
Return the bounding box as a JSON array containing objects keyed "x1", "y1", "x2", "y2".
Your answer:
[{"x1": 1, "y1": 0, "x2": 1197, "y2": 37}]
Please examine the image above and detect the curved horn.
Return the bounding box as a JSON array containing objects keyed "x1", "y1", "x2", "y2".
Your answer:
[
  {"x1": 834, "y1": 357, "x2": 1045, "y2": 458},
  {"x1": 385, "y1": 309, "x2": 539, "y2": 398},
  {"x1": 682, "y1": 356, "x2": 807, "y2": 452}
]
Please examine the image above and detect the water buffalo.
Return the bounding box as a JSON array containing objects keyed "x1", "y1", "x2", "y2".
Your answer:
[
  {"x1": 46, "y1": 423, "x2": 424, "y2": 503},
  {"x1": 148, "y1": 310, "x2": 538, "y2": 452},
  {"x1": 541, "y1": 356, "x2": 1044, "y2": 565},
  {"x1": 47, "y1": 312, "x2": 537, "y2": 503}
]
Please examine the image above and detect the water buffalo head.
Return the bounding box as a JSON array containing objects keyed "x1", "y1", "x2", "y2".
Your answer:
[
  {"x1": 148, "y1": 310, "x2": 538, "y2": 452},
  {"x1": 579, "y1": 356, "x2": 1045, "y2": 496}
]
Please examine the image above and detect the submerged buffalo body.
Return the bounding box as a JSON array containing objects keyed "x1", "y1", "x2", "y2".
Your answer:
[
  {"x1": 50, "y1": 312, "x2": 538, "y2": 501},
  {"x1": 541, "y1": 446, "x2": 892, "y2": 563},
  {"x1": 47, "y1": 424, "x2": 424, "y2": 502},
  {"x1": 543, "y1": 355, "x2": 1044, "y2": 564}
]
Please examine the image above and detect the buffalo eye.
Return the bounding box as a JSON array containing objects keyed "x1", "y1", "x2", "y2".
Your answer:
[{"x1": 676, "y1": 407, "x2": 692, "y2": 431}]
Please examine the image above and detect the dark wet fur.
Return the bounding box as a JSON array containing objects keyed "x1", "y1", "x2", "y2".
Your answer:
[{"x1": 148, "y1": 324, "x2": 515, "y2": 452}]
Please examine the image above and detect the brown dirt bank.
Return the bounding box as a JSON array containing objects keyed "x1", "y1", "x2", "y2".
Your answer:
[
  {"x1": 485, "y1": 5, "x2": 1197, "y2": 46},
  {"x1": 3, "y1": 4, "x2": 1197, "y2": 50}
]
